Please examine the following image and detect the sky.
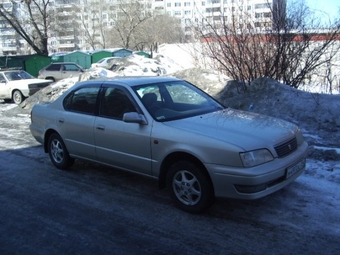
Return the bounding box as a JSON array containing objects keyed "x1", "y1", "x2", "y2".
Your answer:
[{"x1": 305, "y1": 0, "x2": 339, "y2": 21}]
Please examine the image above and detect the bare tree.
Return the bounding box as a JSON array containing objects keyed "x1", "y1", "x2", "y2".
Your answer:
[
  {"x1": 77, "y1": 0, "x2": 114, "y2": 50},
  {"x1": 196, "y1": 0, "x2": 340, "y2": 89},
  {"x1": 135, "y1": 14, "x2": 185, "y2": 52},
  {"x1": 0, "y1": 0, "x2": 51, "y2": 55},
  {"x1": 107, "y1": 0, "x2": 152, "y2": 49}
]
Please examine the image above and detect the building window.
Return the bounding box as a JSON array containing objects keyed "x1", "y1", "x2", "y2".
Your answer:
[
  {"x1": 184, "y1": 2, "x2": 190, "y2": 6},
  {"x1": 255, "y1": 3, "x2": 271, "y2": 9},
  {"x1": 264, "y1": 12, "x2": 271, "y2": 18},
  {"x1": 175, "y1": 2, "x2": 181, "y2": 7}
]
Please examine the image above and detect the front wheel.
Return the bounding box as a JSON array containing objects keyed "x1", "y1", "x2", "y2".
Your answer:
[
  {"x1": 48, "y1": 133, "x2": 74, "y2": 170},
  {"x1": 12, "y1": 90, "x2": 24, "y2": 104},
  {"x1": 166, "y1": 160, "x2": 214, "y2": 213}
]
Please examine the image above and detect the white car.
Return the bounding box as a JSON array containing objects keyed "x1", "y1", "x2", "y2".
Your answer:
[
  {"x1": 29, "y1": 77, "x2": 308, "y2": 213},
  {"x1": 38, "y1": 62, "x2": 85, "y2": 82},
  {"x1": 91, "y1": 57, "x2": 120, "y2": 69},
  {"x1": 0, "y1": 70, "x2": 53, "y2": 104}
]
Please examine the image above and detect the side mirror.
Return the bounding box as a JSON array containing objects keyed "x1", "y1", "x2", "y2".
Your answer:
[{"x1": 123, "y1": 112, "x2": 148, "y2": 125}]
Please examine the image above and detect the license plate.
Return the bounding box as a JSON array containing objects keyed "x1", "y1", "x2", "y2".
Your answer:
[{"x1": 286, "y1": 158, "x2": 306, "y2": 179}]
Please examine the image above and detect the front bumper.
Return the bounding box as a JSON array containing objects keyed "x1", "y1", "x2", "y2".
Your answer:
[{"x1": 205, "y1": 141, "x2": 308, "y2": 199}]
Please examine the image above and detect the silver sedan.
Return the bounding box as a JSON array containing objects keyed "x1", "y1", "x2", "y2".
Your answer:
[{"x1": 30, "y1": 76, "x2": 308, "y2": 213}]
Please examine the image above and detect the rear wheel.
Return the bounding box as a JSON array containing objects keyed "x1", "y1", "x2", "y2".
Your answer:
[
  {"x1": 166, "y1": 160, "x2": 214, "y2": 213},
  {"x1": 12, "y1": 90, "x2": 24, "y2": 104},
  {"x1": 48, "y1": 133, "x2": 74, "y2": 170}
]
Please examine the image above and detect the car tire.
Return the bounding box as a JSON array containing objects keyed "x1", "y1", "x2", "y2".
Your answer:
[
  {"x1": 166, "y1": 160, "x2": 214, "y2": 213},
  {"x1": 48, "y1": 133, "x2": 74, "y2": 170},
  {"x1": 12, "y1": 90, "x2": 24, "y2": 104},
  {"x1": 46, "y1": 77, "x2": 55, "y2": 82}
]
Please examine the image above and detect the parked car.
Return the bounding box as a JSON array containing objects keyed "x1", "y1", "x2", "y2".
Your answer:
[
  {"x1": 0, "y1": 70, "x2": 53, "y2": 104},
  {"x1": 29, "y1": 77, "x2": 308, "y2": 213},
  {"x1": 91, "y1": 57, "x2": 120, "y2": 69},
  {"x1": 38, "y1": 62, "x2": 85, "y2": 82}
]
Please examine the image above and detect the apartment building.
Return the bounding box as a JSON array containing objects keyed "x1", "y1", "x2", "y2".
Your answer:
[
  {"x1": 0, "y1": 0, "x2": 283, "y2": 55},
  {"x1": 152, "y1": 0, "x2": 286, "y2": 37},
  {"x1": 0, "y1": 0, "x2": 27, "y2": 55}
]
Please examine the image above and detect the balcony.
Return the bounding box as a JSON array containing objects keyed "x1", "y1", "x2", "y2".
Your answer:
[
  {"x1": 1, "y1": 46, "x2": 17, "y2": 52},
  {"x1": 0, "y1": 30, "x2": 16, "y2": 36},
  {"x1": 57, "y1": 43, "x2": 76, "y2": 49}
]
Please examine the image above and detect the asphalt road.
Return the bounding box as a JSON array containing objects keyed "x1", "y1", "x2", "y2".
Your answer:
[{"x1": 0, "y1": 102, "x2": 339, "y2": 255}]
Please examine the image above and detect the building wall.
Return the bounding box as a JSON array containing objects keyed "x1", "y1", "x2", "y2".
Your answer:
[
  {"x1": 0, "y1": 0, "x2": 283, "y2": 55},
  {"x1": 0, "y1": 0, "x2": 25, "y2": 55}
]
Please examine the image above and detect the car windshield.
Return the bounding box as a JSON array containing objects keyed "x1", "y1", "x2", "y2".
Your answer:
[
  {"x1": 97, "y1": 59, "x2": 105, "y2": 64},
  {"x1": 134, "y1": 80, "x2": 224, "y2": 122},
  {"x1": 5, "y1": 71, "x2": 33, "y2": 81}
]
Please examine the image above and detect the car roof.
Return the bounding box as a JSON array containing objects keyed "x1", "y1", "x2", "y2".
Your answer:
[
  {"x1": 76, "y1": 76, "x2": 182, "y2": 88},
  {"x1": 49, "y1": 62, "x2": 80, "y2": 64},
  {"x1": 0, "y1": 70, "x2": 25, "y2": 73},
  {"x1": 103, "y1": 57, "x2": 120, "y2": 59}
]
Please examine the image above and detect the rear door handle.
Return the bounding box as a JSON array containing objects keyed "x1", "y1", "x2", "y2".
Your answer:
[{"x1": 96, "y1": 125, "x2": 105, "y2": 130}]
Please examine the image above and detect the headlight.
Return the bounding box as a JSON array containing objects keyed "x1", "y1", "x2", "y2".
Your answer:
[
  {"x1": 28, "y1": 84, "x2": 37, "y2": 89},
  {"x1": 240, "y1": 149, "x2": 274, "y2": 167},
  {"x1": 296, "y1": 128, "x2": 305, "y2": 145}
]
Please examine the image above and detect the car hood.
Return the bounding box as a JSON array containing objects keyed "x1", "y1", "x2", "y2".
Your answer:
[
  {"x1": 164, "y1": 109, "x2": 297, "y2": 150},
  {"x1": 10, "y1": 78, "x2": 52, "y2": 85}
]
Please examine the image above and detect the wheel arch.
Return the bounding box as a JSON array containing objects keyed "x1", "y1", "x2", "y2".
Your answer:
[
  {"x1": 45, "y1": 77, "x2": 55, "y2": 82},
  {"x1": 11, "y1": 89, "x2": 21, "y2": 97},
  {"x1": 12, "y1": 89, "x2": 25, "y2": 104},
  {"x1": 158, "y1": 152, "x2": 213, "y2": 191},
  {"x1": 44, "y1": 129, "x2": 60, "y2": 153}
]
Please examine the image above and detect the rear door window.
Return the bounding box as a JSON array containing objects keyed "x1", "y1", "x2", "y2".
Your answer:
[
  {"x1": 64, "y1": 87, "x2": 100, "y2": 115},
  {"x1": 64, "y1": 64, "x2": 81, "y2": 71},
  {"x1": 47, "y1": 64, "x2": 61, "y2": 71}
]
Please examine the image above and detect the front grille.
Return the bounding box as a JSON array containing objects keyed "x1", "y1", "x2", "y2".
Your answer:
[
  {"x1": 30, "y1": 82, "x2": 51, "y2": 88},
  {"x1": 275, "y1": 137, "x2": 297, "y2": 158}
]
